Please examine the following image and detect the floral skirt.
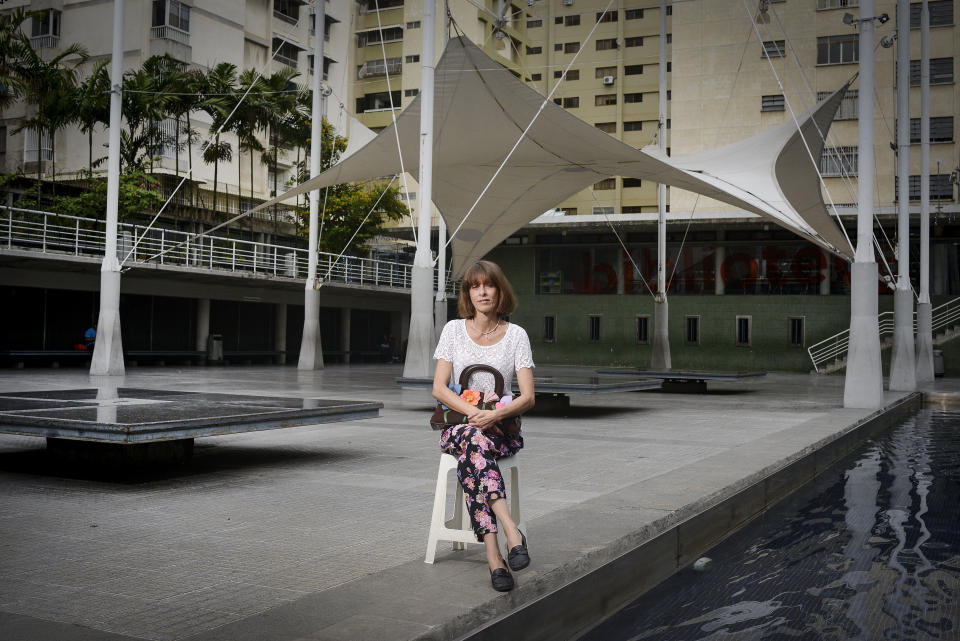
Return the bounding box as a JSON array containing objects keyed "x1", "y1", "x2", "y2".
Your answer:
[{"x1": 439, "y1": 424, "x2": 523, "y2": 542}]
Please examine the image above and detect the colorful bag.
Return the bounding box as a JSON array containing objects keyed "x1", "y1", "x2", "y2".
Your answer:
[{"x1": 429, "y1": 364, "x2": 521, "y2": 437}]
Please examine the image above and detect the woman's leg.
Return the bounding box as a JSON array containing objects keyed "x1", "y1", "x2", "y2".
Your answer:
[
  {"x1": 439, "y1": 425, "x2": 510, "y2": 569},
  {"x1": 489, "y1": 498, "x2": 523, "y2": 551}
]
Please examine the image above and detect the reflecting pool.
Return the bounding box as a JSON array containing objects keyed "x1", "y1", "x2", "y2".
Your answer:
[{"x1": 579, "y1": 407, "x2": 960, "y2": 641}]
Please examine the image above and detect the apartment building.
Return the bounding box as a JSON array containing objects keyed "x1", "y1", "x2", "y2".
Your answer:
[{"x1": 1, "y1": 0, "x2": 354, "y2": 218}]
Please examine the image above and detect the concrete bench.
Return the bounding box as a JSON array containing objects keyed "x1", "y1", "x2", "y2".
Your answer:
[
  {"x1": 596, "y1": 368, "x2": 767, "y2": 393},
  {"x1": 396, "y1": 375, "x2": 661, "y2": 410}
]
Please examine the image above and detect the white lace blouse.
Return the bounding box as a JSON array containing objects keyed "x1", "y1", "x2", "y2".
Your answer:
[{"x1": 433, "y1": 319, "x2": 535, "y2": 395}]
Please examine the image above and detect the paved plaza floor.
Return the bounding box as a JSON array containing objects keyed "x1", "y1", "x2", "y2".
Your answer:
[{"x1": 0, "y1": 364, "x2": 931, "y2": 641}]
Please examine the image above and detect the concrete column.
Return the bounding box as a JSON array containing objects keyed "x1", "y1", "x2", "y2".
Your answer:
[
  {"x1": 714, "y1": 242, "x2": 725, "y2": 296},
  {"x1": 195, "y1": 298, "x2": 210, "y2": 352},
  {"x1": 820, "y1": 249, "x2": 831, "y2": 295},
  {"x1": 916, "y1": 0, "x2": 935, "y2": 385},
  {"x1": 340, "y1": 307, "x2": 351, "y2": 364},
  {"x1": 274, "y1": 303, "x2": 287, "y2": 365},
  {"x1": 889, "y1": 0, "x2": 916, "y2": 392}
]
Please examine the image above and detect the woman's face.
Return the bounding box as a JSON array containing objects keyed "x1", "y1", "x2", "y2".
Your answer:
[{"x1": 469, "y1": 278, "x2": 499, "y2": 315}]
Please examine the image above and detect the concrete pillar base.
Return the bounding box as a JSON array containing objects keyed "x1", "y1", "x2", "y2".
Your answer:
[
  {"x1": 90, "y1": 267, "x2": 125, "y2": 376},
  {"x1": 403, "y1": 263, "x2": 435, "y2": 378},
  {"x1": 843, "y1": 262, "x2": 884, "y2": 409},
  {"x1": 651, "y1": 298, "x2": 671, "y2": 370},
  {"x1": 298, "y1": 286, "x2": 324, "y2": 370},
  {"x1": 888, "y1": 283, "x2": 917, "y2": 391},
  {"x1": 916, "y1": 301, "x2": 935, "y2": 385}
]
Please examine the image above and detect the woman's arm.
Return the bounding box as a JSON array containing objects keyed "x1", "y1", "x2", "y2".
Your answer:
[
  {"x1": 432, "y1": 358, "x2": 483, "y2": 417},
  {"x1": 467, "y1": 366, "x2": 535, "y2": 429}
]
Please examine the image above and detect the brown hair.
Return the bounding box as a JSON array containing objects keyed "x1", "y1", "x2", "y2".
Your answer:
[{"x1": 458, "y1": 260, "x2": 518, "y2": 319}]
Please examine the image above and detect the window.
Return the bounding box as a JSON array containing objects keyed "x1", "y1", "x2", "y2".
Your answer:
[
  {"x1": 625, "y1": 36, "x2": 643, "y2": 47},
  {"x1": 896, "y1": 174, "x2": 955, "y2": 200},
  {"x1": 527, "y1": 19, "x2": 542, "y2": 28},
  {"x1": 735, "y1": 316, "x2": 752, "y2": 346},
  {"x1": 555, "y1": 16, "x2": 563, "y2": 24},
  {"x1": 526, "y1": 45, "x2": 542, "y2": 54},
  {"x1": 817, "y1": 34, "x2": 859, "y2": 65},
  {"x1": 589, "y1": 316, "x2": 602, "y2": 342},
  {"x1": 820, "y1": 146, "x2": 858, "y2": 177},
  {"x1": 636, "y1": 316, "x2": 649, "y2": 344},
  {"x1": 593, "y1": 206, "x2": 614, "y2": 215},
  {"x1": 355, "y1": 90, "x2": 401, "y2": 113},
  {"x1": 0, "y1": 127, "x2": 6, "y2": 154},
  {"x1": 817, "y1": 0, "x2": 859, "y2": 8},
  {"x1": 563, "y1": 96, "x2": 579, "y2": 108},
  {"x1": 623, "y1": 178, "x2": 642, "y2": 188},
  {"x1": 308, "y1": 54, "x2": 331, "y2": 79},
  {"x1": 554, "y1": 43, "x2": 564, "y2": 51},
  {"x1": 406, "y1": 20, "x2": 420, "y2": 29},
  {"x1": 625, "y1": 64, "x2": 643, "y2": 75},
  {"x1": 595, "y1": 94, "x2": 617, "y2": 106},
  {"x1": 909, "y1": 117, "x2": 954, "y2": 143},
  {"x1": 32, "y1": 9, "x2": 61, "y2": 37},
  {"x1": 594, "y1": 178, "x2": 616, "y2": 190},
  {"x1": 564, "y1": 42, "x2": 581, "y2": 54},
  {"x1": 596, "y1": 11, "x2": 618, "y2": 23},
  {"x1": 543, "y1": 316, "x2": 556, "y2": 342},
  {"x1": 911, "y1": 1, "x2": 953, "y2": 28},
  {"x1": 596, "y1": 38, "x2": 618, "y2": 51},
  {"x1": 152, "y1": 1, "x2": 190, "y2": 32},
  {"x1": 358, "y1": 27, "x2": 403, "y2": 47},
  {"x1": 404, "y1": 88, "x2": 419, "y2": 97},
  {"x1": 624, "y1": 92, "x2": 643, "y2": 103},
  {"x1": 818, "y1": 89, "x2": 859, "y2": 120},
  {"x1": 530, "y1": 73, "x2": 542, "y2": 81},
  {"x1": 272, "y1": 37, "x2": 302, "y2": 67},
  {"x1": 789, "y1": 317, "x2": 805, "y2": 347},
  {"x1": 624, "y1": 121, "x2": 643, "y2": 131},
  {"x1": 625, "y1": 9, "x2": 644, "y2": 20},
  {"x1": 910, "y1": 58, "x2": 954, "y2": 85},
  {"x1": 761, "y1": 40, "x2": 785, "y2": 58},
  {"x1": 273, "y1": 0, "x2": 300, "y2": 23},
  {"x1": 405, "y1": 54, "x2": 419, "y2": 63},
  {"x1": 595, "y1": 122, "x2": 617, "y2": 133},
  {"x1": 685, "y1": 316, "x2": 700, "y2": 345},
  {"x1": 621, "y1": 206, "x2": 643, "y2": 213},
  {"x1": 565, "y1": 14, "x2": 581, "y2": 26},
  {"x1": 762, "y1": 95, "x2": 785, "y2": 111},
  {"x1": 595, "y1": 66, "x2": 617, "y2": 78},
  {"x1": 666, "y1": 5, "x2": 673, "y2": 15},
  {"x1": 555, "y1": 69, "x2": 579, "y2": 80},
  {"x1": 358, "y1": 57, "x2": 402, "y2": 78}
]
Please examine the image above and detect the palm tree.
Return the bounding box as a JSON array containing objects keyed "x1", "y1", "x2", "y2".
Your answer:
[
  {"x1": 258, "y1": 68, "x2": 303, "y2": 231},
  {"x1": 11, "y1": 36, "x2": 88, "y2": 199},
  {"x1": 121, "y1": 67, "x2": 169, "y2": 172},
  {"x1": 74, "y1": 60, "x2": 111, "y2": 178},
  {"x1": 0, "y1": 9, "x2": 32, "y2": 113},
  {"x1": 200, "y1": 62, "x2": 238, "y2": 215},
  {"x1": 233, "y1": 70, "x2": 267, "y2": 215}
]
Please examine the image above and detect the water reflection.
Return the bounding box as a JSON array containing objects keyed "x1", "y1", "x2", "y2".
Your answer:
[{"x1": 579, "y1": 409, "x2": 960, "y2": 641}]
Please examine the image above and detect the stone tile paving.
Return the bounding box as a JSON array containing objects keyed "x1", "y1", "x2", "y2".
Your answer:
[{"x1": 0, "y1": 365, "x2": 911, "y2": 640}]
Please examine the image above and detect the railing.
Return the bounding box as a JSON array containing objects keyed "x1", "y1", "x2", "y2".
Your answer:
[
  {"x1": 274, "y1": 52, "x2": 299, "y2": 68},
  {"x1": 1, "y1": 206, "x2": 414, "y2": 291},
  {"x1": 150, "y1": 25, "x2": 191, "y2": 46},
  {"x1": 273, "y1": 10, "x2": 299, "y2": 25},
  {"x1": 808, "y1": 297, "x2": 960, "y2": 372},
  {"x1": 29, "y1": 34, "x2": 59, "y2": 50}
]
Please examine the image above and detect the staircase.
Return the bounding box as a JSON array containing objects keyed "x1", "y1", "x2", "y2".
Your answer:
[{"x1": 808, "y1": 297, "x2": 960, "y2": 374}]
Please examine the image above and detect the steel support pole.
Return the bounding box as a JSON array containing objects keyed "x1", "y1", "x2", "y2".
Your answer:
[
  {"x1": 403, "y1": 0, "x2": 436, "y2": 377},
  {"x1": 434, "y1": 0, "x2": 450, "y2": 348},
  {"x1": 90, "y1": 0, "x2": 126, "y2": 376},
  {"x1": 844, "y1": 0, "x2": 884, "y2": 408},
  {"x1": 916, "y1": 0, "x2": 935, "y2": 384},
  {"x1": 651, "y1": 0, "x2": 671, "y2": 370},
  {"x1": 890, "y1": 0, "x2": 916, "y2": 391},
  {"x1": 299, "y1": 0, "x2": 327, "y2": 370}
]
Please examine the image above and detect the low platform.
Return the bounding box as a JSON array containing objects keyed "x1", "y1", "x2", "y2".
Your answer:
[
  {"x1": 396, "y1": 375, "x2": 661, "y2": 409},
  {"x1": 0, "y1": 388, "x2": 382, "y2": 444},
  {"x1": 596, "y1": 368, "x2": 767, "y2": 392}
]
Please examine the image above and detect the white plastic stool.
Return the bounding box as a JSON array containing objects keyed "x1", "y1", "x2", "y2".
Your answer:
[{"x1": 425, "y1": 452, "x2": 523, "y2": 564}]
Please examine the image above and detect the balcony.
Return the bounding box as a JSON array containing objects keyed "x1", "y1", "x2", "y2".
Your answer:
[
  {"x1": 273, "y1": 9, "x2": 298, "y2": 25},
  {"x1": 151, "y1": 25, "x2": 190, "y2": 46},
  {"x1": 29, "y1": 34, "x2": 60, "y2": 50}
]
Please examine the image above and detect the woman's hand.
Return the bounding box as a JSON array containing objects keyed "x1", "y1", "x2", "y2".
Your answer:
[{"x1": 468, "y1": 408, "x2": 502, "y2": 432}]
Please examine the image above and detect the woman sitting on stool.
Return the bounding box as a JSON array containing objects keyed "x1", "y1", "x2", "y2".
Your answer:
[{"x1": 432, "y1": 260, "x2": 536, "y2": 592}]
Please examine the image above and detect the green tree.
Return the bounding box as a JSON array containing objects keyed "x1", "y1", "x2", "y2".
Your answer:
[
  {"x1": 200, "y1": 62, "x2": 238, "y2": 214},
  {"x1": 233, "y1": 70, "x2": 267, "y2": 214},
  {"x1": 0, "y1": 9, "x2": 32, "y2": 112},
  {"x1": 297, "y1": 121, "x2": 407, "y2": 255},
  {"x1": 74, "y1": 60, "x2": 111, "y2": 177}
]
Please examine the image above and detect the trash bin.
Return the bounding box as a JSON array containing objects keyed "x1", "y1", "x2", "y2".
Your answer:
[
  {"x1": 207, "y1": 334, "x2": 224, "y2": 363},
  {"x1": 933, "y1": 349, "x2": 944, "y2": 377}
]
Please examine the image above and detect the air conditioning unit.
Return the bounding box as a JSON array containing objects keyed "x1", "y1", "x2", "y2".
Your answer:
[
  {"x1": 602, "y1": 75, "x2": 615, "y2": 85},
  {"x1": 563, "y1": 0, "x2": 573, "y2": 5}
]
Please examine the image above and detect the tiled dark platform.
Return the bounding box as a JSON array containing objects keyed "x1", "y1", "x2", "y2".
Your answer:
[
  {"x1": 396, "y1": 375, "x2": 662, "y2": 395},
  {"x1": 0, "y1": 388, "x2": 382, "y2": 443}
]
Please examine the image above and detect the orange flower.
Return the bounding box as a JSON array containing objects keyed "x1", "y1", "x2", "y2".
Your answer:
[{"x1": 460, "y1": 389, "x2": 481, "y2": 406}]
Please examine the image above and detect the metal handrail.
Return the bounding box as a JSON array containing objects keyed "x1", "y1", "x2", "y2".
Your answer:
[
  {"x1": 807, "y1": 297, "x2": 960, "y2": 372},
  {"x1": 0, "y1": 205, "x2": 415, "y2": 290}
]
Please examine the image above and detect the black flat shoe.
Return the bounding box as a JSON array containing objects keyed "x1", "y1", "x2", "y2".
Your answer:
[
  {"x1": 507, "y1": 530, "x2": 530, "y2": 571},
  {"x1": 490, "y1": 566, "x2": 514, "y2": 592}
]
